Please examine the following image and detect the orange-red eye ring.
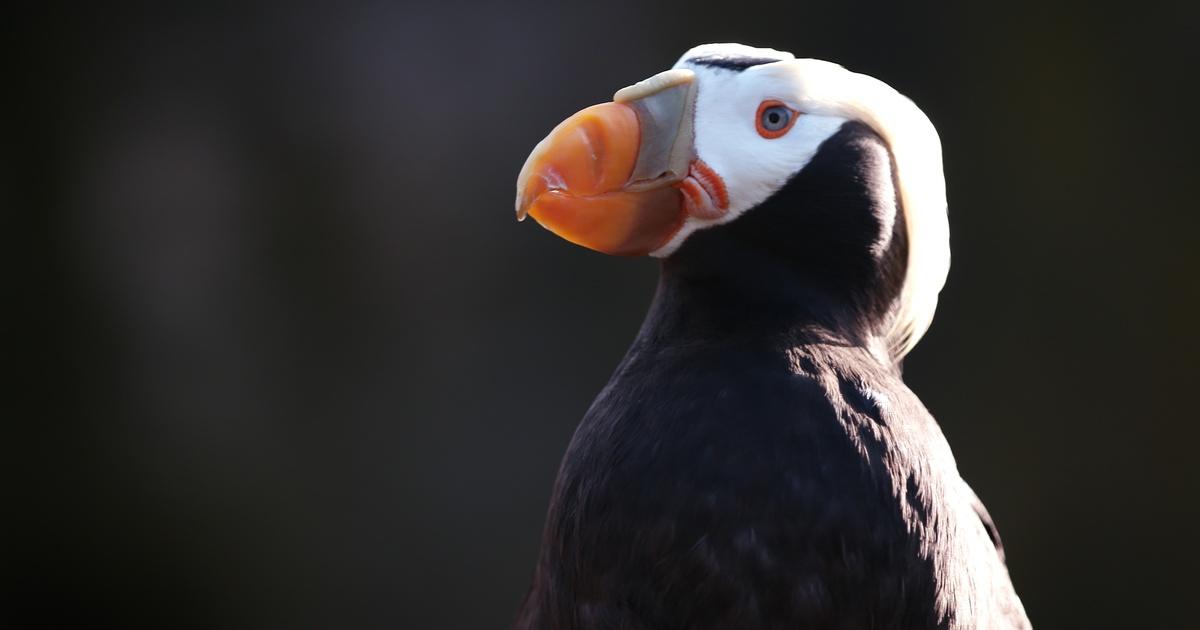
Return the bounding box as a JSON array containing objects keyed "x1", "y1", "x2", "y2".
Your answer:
[{"x1": 755, "y1": 100, "x2": 800, "y2": 139}]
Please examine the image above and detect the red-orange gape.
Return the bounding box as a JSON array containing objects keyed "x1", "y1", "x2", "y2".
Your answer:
[{"x1": 679, "y1": 159, "x2": 729, "y2": 220}]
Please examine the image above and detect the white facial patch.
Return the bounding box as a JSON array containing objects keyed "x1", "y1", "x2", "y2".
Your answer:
[
  {"x1": 651, "y1": 116, "x2": 851, "y2": 255},
  {"x1": 650, "y1": 49, "x2": 850, "y2": 257},
  {"x1": 651, "y1": 43, "x2": 951, "y2": 359}
]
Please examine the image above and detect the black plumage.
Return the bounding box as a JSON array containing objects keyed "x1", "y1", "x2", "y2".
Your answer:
[
  {"x1": 516, "y1": 123, "x2": 1029, "y2": 629},
  {"x1": 687, "y1": 55, "x2": 783, "y2": 71}
]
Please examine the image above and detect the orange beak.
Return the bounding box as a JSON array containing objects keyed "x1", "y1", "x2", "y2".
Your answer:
[{"x1": 515, "y1": 69, "x2": 699, "y2": 256}]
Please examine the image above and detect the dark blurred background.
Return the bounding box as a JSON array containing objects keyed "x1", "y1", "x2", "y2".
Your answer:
[{"x1": 11, "y1": 1, "x2": 1199, "y2": 628}]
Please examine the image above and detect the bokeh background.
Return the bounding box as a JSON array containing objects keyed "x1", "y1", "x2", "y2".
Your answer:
[{"x1": 12, "y1": 1, "x2": 1199, "y2": 628}]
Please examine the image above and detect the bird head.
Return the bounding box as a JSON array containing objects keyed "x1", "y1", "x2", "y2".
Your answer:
[{"x1": 515, "y1": 43, "x2": 949, "y2": 359}]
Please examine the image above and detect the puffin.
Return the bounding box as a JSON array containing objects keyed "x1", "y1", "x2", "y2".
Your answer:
[{"x1": 512, "y1": 43, "x2": 1030, "y2": 630}]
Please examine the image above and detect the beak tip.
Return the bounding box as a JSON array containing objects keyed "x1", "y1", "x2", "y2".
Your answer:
[{"x1": 515, "y1": 194, "x2": 530, "y2": 221}]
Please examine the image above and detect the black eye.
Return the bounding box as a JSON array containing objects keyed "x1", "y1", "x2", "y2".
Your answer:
[{"x1": 760, "y1": 105, "x2": 791, "y2": 131}]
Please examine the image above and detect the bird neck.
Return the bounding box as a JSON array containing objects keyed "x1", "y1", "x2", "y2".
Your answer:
[{"x1": 640, "y1": 251, "x2": 894, "y2": 358}]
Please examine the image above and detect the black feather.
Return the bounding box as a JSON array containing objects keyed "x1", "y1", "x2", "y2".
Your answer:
[{"x1": 686, "y1": 54, "x2": 782, "y2": 71}]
